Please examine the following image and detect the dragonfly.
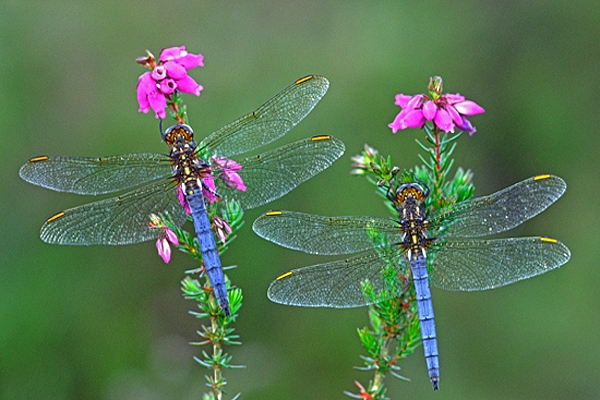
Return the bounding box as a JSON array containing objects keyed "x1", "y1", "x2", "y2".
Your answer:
[
  {"x1": 19, "y1": 75, "x2": 345, "y2": 316},
  {"x1": 252, "y1": 174, "x2": 571, "y2": 389}
]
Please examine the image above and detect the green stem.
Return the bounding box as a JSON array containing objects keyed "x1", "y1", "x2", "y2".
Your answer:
[
  {"x1": 211, "y1": 314, "x2": 223, "y2": 400},
  {"x1": 433, "y1": 127, "x2": 444, "y2": 201}
]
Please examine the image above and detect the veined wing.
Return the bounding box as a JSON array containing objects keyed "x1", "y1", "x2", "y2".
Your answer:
[
  {"x1": 199, "y1": 75, "x2": 329, "y2": 158},
  {"x1": 40, "y1": 179, "x2": 187, "y2": 245},
  {"x1": 268, "y1": 248, "x2": 409, "y2": 308},
  {"x1": 253, "y1": 210, "x2": 400, "y2": 255},
  {"x1": 19, "y1": 153, "x2": 172, "y2": 195},
  {"x1": 430, "y1": 237, "x2": 571, "y2": 291},
  {"x1": 218, "y1": 135, "x2": 344, "y2": 210},
  {"x1": 432, "y1": 175, "x2": 566, "y2": 238}
]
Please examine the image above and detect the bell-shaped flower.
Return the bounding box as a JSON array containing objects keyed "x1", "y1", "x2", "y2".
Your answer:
[
  {"x1": 148, "y1": 214, "x2": 179, "y2": 264},
  {"x1": 177, "y1": 186, "x2": 192, "y2": 214},
  {"x1": 212, "y1": 157, "x2": 246, "y2": 192},
  {"x1": 213, "y1": 216, "x2": 232, "y2": 244},
  {"x1": 201, "y1": 174, "x2": 219, "y2": 203}
]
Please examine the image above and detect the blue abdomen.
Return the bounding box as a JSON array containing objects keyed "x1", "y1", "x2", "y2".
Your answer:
[
  {"x1": 186, "y1": 188, "x2": 229, "y2": 316},
  {"x1": 411, "y1": 256, "x2": 439, "y2": 390}
]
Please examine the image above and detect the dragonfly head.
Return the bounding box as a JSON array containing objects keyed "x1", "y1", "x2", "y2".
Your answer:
[
  {"x1": 394, "y1": 182, "x2": 426, "y2": 207},
  {"x1": 162, "y1": 124, "x2": 195, "y2": 147}
]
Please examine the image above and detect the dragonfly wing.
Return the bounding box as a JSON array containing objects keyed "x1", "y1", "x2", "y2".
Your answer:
[
  {"x1": 268, "y1": 248, "x2": 409, "y2": 308},
  {"x1": 199, "y1": 75, "x2": 329, "y2": 158},
  {"x1": 253, "y1": 211, "x2": 401, "y2": 255},
  {"x1": 217, "y1": 135, "x2": 344, "y2": 209},
  {"x1": 40, "y1": 179, "x2": 187, "y2": 245},
  {"x1": 432, "y1": 175, "x2": 566, "y2": 238},
  {"x1": 19, "y1": 153, "x2": 172, "y2": 195},
  {"x1": 430, "y1": 237, "x2": 571, "y2": 291}
]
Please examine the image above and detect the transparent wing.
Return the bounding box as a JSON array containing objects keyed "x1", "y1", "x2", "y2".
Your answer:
[
  {"x1": 40, "y1": 179, "x2": 187, "y2": 245},
  {"x1": 199, "y1": 75, "x2": 329, "y2": 158},
  {"x1": 253, "y1": 210, "x2": 400, "y2": 255},
  {"x1": 430, "y1": 237, "x2": 571, "y2": 291},
  {"x1": 217, "y1": 135, "x2": 344, "y2": 209},
  {"x1": 431, "y1": 175, "x2": 566, "y2": 238},
  {"x1": 19, "y1": 153, "x2": 172, "y2": 195},
  {"x1": 268, "y1": 248, "x2": 409, "y2": 308}
]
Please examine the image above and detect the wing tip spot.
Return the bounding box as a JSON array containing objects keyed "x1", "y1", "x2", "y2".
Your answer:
[
  {"x1": 46, "y1": 211, "x2": 66, "y2": 223},
  {"x1": 311, "y1": 135, "x2": 331, "y2": 141},
  {"x1": 265, "y1": 211, "x2": 282, "y2": 216},
  {"x1": 540, "y1": 237, "x2": 558, "y2": 243},
  {"x1": 29, "y1": 156, "x2": 49, "y2": 163},
  {"x1": 533, "y1": 174, "x2": 551, "y2": 181},
  {"x1": 295, "y1": 75, "x2": 314, "y2": 85},
  {"x1": 276, "y1": 271, "x2": 293, "y2": 280}
]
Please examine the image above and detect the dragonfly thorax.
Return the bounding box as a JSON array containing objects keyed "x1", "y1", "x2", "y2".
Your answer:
[
  {"x1": 396, "y1": 183, "x2": 431, "y2": 261},
  {"x1": 164, "y1": 126, "x2": 210, "y2": 193}
]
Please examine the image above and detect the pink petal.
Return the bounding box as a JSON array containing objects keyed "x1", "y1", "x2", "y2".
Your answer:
[
  {"x1": 223, "y1": 171, "x2": 246, "y2": 191},
  {"x1": 136, "y1": 72, "x2": 155, "y2": 114},
  {"x1": 164, "y1": 61, "x2": 187, "y2": 80},
  {"x1": 394, "y1": 94, "x2": 413, "y2": 107},
  {"x1": 177, "y1": 53, "x2": 204, "y2": 69},
  {"x1": 443, "y1": 93, "x2": 466, "y2": 104},
  {"x1": 389, "y1": 108, "x2": 425, "y2": 133},
  {"x1": 159, "y1": 46, "x2": 187, "y2": 62},
  {"x1": 177, "y1": 186, "x2": 191, "y2": 214},
  {"x1": 422, "y1": 100, "x2": 437, "y2": 121},
  {"x1": 433, "y1": 108, "x2": 454, "y2": 133},
  {"x1": 453, "y1": 100, "x2": 485, "y2": 116},
  {"x1": 215, "y1": 228, "x2": 227, "y2": 244},
  {"x1": 401, "y1": 109, "x2": 426, "y2": 129},
  {"x1": 147, "y1": 91, "x2": 167, "y2": 119},
  {"x1": 151, "y1": 65, "x2": 167, "y2": 81},
  {"x1": 388, "y1": 121, "x2": 401, "y2": 134},
  {"x1": 202, "y1": 175, "x2": 218, "y2": 203},
  {"x1": 446, "y1": 105, "x2": 464, "y2": 126},
  {"x1": 175, "y1": 75, "x2": 203, "y2": 96},
  {"x1": 455, "y1": 116, "x2": 477, "y2": 135},
  {"x1": 213, "y1": 217, "x2": 231, "y2": 243},
  {"x1": 405, "y1": 94, "x2": 424, "y2": 111},
  {"x1": 156, "y1": 237, "x2": 171, "y2": 263},
  {"x1": 213, "y1": 157, "x2": 242, "y2": 171},
  {"x1": 388, "y1": 111, "x2": 407, "y2": 133},
  {"x1": 159, "y1": 79, "x2": 177, "y2": 95},
  {"x1": 165, "y1": 228, "x2": 179, "y2": 246}
]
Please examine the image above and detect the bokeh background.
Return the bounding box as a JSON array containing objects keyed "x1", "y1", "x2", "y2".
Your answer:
[{"x1": 1, "y1": 1, "x2": 598, "y2": 399}]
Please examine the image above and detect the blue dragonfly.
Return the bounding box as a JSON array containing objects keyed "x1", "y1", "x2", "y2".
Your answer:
[
  {"x1": 19, "y1": 75, "x2": 345, "y2": 316},
  {"x1": 252, "y1": 174, "x2": 571, "y2": 389}
]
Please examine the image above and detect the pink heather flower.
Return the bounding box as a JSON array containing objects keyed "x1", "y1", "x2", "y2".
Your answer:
[
  {"x1": 388, "y1": 85, "x2": 484, "y2": 135},
  {"x1": 201, "y1": 174, "x2": 219, "y2": 203},
  {"x1": 156, "y1": 228, "x2": 179, "y2": 264},
  {"x1": 213, "y1": 216, "x2": 232, "y2": 243},
  {"x1": 212, "y1": 157, "x2": 246, "y2": 192},
  {"x1": 159, "y1": 46, "x2": 204, "y2": 69},
  {"x1": 148, "y1": 214, "x2": 179, "y2": 264},
  {"x1": 177, "y1": 186, "x2": 192, "y2": 214},
  {"x1": 136, "y1": 46, "x2": 204, "y2": 119}
]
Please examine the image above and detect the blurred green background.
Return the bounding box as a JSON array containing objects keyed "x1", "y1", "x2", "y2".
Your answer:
[{"x1": 1, "y1": 1, "x2": 598, "y2": 399}]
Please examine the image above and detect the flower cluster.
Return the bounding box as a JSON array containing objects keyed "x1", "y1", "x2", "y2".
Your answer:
[
  {"x1": 136, "y1": 46, "x2": 204, "y2": 119},
  {"x1": 388, "y1": 77, "x2": 484, "y2": 135}
]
